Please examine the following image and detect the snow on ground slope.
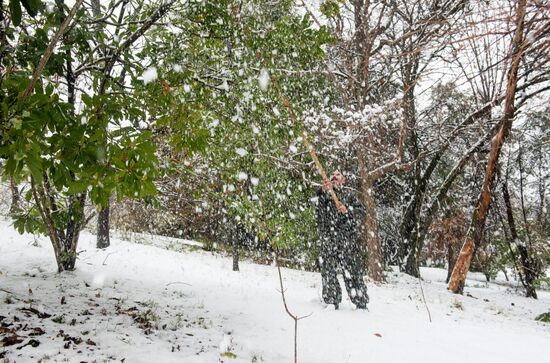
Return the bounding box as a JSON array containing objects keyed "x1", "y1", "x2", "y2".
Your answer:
[{"x1": 1, "y1": 219, "x2": 549, "y2": 363}]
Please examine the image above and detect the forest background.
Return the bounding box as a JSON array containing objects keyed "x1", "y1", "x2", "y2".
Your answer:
[{"x1": 1, "y1": 0, "x2": 549, "y2": 298}]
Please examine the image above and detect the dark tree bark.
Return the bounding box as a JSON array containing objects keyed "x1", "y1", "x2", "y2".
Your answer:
[
  {"x1": 502, "y1": 178, "x2": 537, "y2": 298},
  {"x1": 232, "y1": 239, "x2": 240, "y2": 272},
  {"x1": 446, "y1": 246, "x2": 457, "y2": 284},
  {"x1": 358, "y1": 159, "x2": 385, "y2": 282},
  {"x1": 231, "y1": 223, "x2": 242, "y2": 272},
  {"x1": 97, "y1": 204, "x2": 110, "y2": 249},
  {"x1": 30, "y1": 175, "x2": 86, "y2": 272},
  {"x1": 61, "y1": 192, "x2": 86, "y2": 270},
  {"x1": 9, "y1": 177, "x2": 21, "y2": 213}
]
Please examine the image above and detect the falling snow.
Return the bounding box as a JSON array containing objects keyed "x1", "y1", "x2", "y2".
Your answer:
[{"x1": 142, "y1": 67, "x2": 158, "y2": 84}]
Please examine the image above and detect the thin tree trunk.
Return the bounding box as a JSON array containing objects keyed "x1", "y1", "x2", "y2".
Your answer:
[
  {"x1": 354, "y1": 0, "x2": 368, "y2": 106},
  {"x1": 448, "y1": 0, "x2": 527, "y2": 294},
  {"x1": 359, "y1": 163, "x2": 385, "y2": 282},
  {"x1": 517, "y1": 146, "x2": 534, "y2": 248},
  {"x1": 97, "y1": 203, "x2": 110, "y2": 248},
  {"x1": 502, "y1": 178, "x2": 537, "y2": 298},
  {"x1": 21, "y1": 0, "x2": 85, "y2": 99},
  {"x1": 63, "y1": 192, "x2": 86, "y2": 270},
  {"x1": 502, "y1": 269, "x2": 509, "y2": 282},
  {"x1": 446, "y1": 245, "x2": 457, "y2": 284},
  {"x1": 232, "y1": 234, "x2": 240, "y2": 272},
  {"x1": 536, "y1": 152, "x2": 545, "y2": 228},
  {"x1": 31, "y1": 178, "x2": 64, "y2": 272},
  {"x1": 497, "y1": 201, "x2": 526, "y2": 288},
  {"x1": 9, "y1": 177, "x2": 21, "y2": 213},
  {"x1": 0, "y1": 0, "x2": 7, "y2": 65},
  {"x1": 397, "y1": 57, "x2": 423, "y2": 276},
  {"x1": 399, "y1": 181, "x2": 424, "y2": 278}
]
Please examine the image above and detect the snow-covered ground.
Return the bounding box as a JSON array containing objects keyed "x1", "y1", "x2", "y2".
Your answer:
[{"x1": 1, "y1": 219, "x2": 549, "y2": 363}]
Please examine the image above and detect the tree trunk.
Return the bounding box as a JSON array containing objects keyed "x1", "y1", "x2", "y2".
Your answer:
[
  {"x1": 448, "y1": 0, "x2": 527, "y2": 294},
  {"x1": 399, "y1": 186, "x2": 423, "y2": 277},
  {"x1": 9, "y1": 177, "x2": 21, "y2": 213},
  {"x1": 358, "y1": 163, "x2": 385, "y2": 282},
  {"x1": 0, "y1": 0, "x2": 7, "y2": 64},
  {"x1": 446, "y1": 245, "x2": 457, "y2": 284},
  {"x1": 502, "y1": 269, "x2": 509, "y2": 282},
  {"x1": 97, "y1": 203, "x2": 110, "y2": 248},
  {"x1": 31, "y1": 177, "x2": 81, "y2": 272},
  {"x1": 232, "y1": 224, "x2": 241, "y2": 272},
  {"x1": 353, "y1": 0, "x2": 367, "y2": 106},
  {"x1": 397, "y1": 58, "x2": 423, "y2": 276},
  {"x1": 536, "y1": 152, "x2": 545, "y2": 228},
  {"x1": 232, "y1": 240, "x2": 240, "y2": 272},
  {"x1": 502, "y1": 178, "x2": 537, "y2": 298}
]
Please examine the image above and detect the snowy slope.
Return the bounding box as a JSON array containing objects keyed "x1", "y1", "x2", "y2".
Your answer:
[{"x1": 1, "y1": 219, "x2": 549, "y2": 363}]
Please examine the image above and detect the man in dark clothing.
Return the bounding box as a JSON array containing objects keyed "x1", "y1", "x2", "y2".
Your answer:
[{"x1": 316, "y1": 170, "x2": 369, "y2": 310}]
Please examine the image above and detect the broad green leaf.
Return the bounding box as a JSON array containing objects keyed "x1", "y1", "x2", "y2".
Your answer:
[
  {"x1": 67, "y1": 179, "x2": 89, "y2": 195},
  {"x1": 9, "y1": 0, "x2": 22, "y2": 27},
  {"x1": 21, "y1": 0, "x2": 40, "y2": 17}
]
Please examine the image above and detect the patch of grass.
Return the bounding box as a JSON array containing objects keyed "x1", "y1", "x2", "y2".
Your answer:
[
  {"x1": 251, "y1": 353, "x2": 264, "y2": 362},
  {"x1": 4, "y1": 295, "x2": 14, "y2": 304},
  {"x1": 52, "y1": 315, "x2": 65, "y2": 324},
  {"x1": 535, "y1": 312, "x2": 550, "y2": 323},
  {"x1": 169, "y1": 312, "x2": 185, "y2": 331},
  {"x1": 220, "y1": 351, "x2": 237, "y2": 359},
  {"x1": 144, "y1": 299, "x2": 159, "y2": 310},
  {"x1": 135, "y1": 308, "x2": 159, "y2": 324},
  {"x1": 185, "y1": 316, "x2": 212, "y2": 329},
  {"x1": 166, "y1": 242, "x2": 185, "y2": 252},
  {"x1": 131, "y1": 301, "x2": 160, "y2": 333},
  {"x1": 535, "y1": 277, "x2": 550, "y2": 291},
  {"x1": 114, "y1": 296, "x2": 128, "y2": 309}
]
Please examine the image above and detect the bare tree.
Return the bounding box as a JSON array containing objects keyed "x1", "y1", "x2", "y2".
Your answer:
[{"x1": 448, "y1": 0, "x2": 529, "y2": 294}]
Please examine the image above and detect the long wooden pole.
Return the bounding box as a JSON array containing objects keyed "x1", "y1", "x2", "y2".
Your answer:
[
  {"x1": 301, "y1": 131, "x2": 344, "y2": 210},
  {"x1": 280, "y1": 98, "x2": 343, "y2": 210}
]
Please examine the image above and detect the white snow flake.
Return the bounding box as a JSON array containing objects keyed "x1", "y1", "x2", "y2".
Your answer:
[
  {"x1": 142, "y1": 67, "x2": 158, "y2": 84},
  {"x1": 258, "y1": 68, "x2": 270, "y2": 91}
]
